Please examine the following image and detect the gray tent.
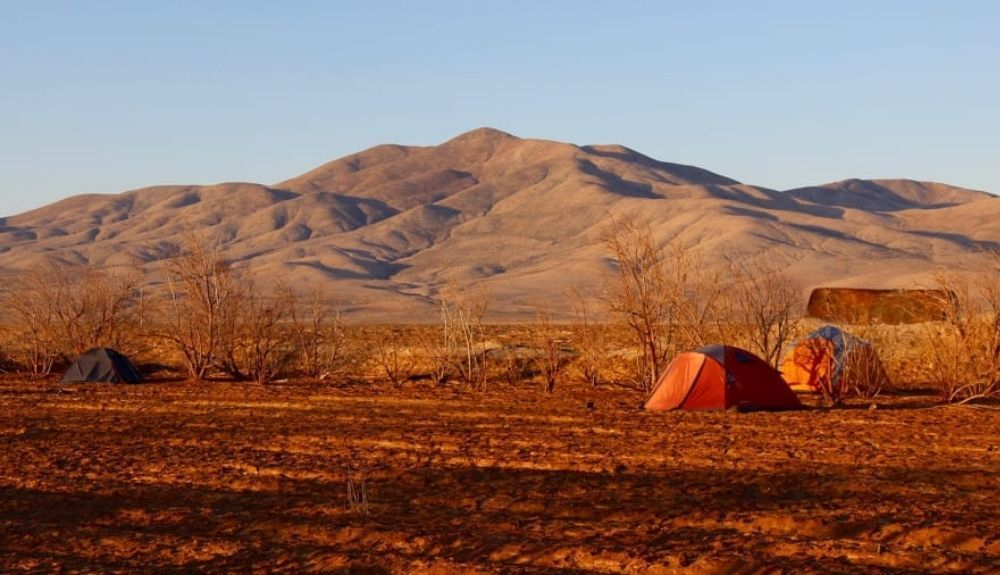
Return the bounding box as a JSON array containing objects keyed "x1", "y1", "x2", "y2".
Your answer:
[{"x1": 61, "y1": 348, "x2": 142, "y2": 384}]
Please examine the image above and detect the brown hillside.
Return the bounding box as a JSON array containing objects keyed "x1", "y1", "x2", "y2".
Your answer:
[
  {"x1": 1, "y1": 128, "x2": 997, "y2": 320},
  {"x1": 784, "y1": 178, "x2": 992, "y2": 211}
]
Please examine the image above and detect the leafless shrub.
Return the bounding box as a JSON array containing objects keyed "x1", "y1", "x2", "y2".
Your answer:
[
  {"x1": 218, "y1": 283, "x2": 295, "y2": 384},
  {"x1": 0, "y1": 335, "x2": 11, "y2": 373},
  {"x1": 604, "y1": 218, "x2": 678, "y2": 391},
  {"x1": 802, "y1": 337, "x2": 852, "y2": 405},
  {"x1": 289, "y1": 289, "x2": 346, "y2": 380},
  {"x1": 847, "y1": 348, "x2": 889, "y2": 400},
  {"x1": 726, "y1": 260, "x2": 802, "y2": 369},
  {"x1": 155, "y1": 235, "x2": 247, "y2": 381},
  {"x1": 841, "y1": 324, "x2": 892, "y2": 401},
  {"x1": 678, "y1": 259, "x2": 738, "y2": 351},
  {"x1": 51, "y1": 266, "x2": 145, "y2": 356},
  {"x1": 346, "y1": 472, "x2": 369, "y2": 516},
  {"x1": 568, "y1": 288, "x2": 614, "y2": 387},
  {"x1": 604, "y1": 217, "x2": 723, "y2": 390},
  {"x1": 434, "y1": 286, "x2": 491, "y2": 390},
  {"x1": 923, "y1": 269, "x2": 1000, "y2": 403},
  {"x1": 0, "y1": 273, "x2": 60, "y2": 379},
  {"x1": 372, "y1": 327, "x2": 416, "y2": 387},
  {"x1": 495, "y1": 345, "x2": 532, "y2": 387},
  {"x1": 421, "y1": 327, "x2": 451, "y2": 386},
  {"x1": 0, "y1": 265, "x2": 144, "y2": 378},
  {"x1": 860, "y1": 321, "x2": 926, "y2": 391},
  {"x1": 530, "y1": 312, "x2": 569, "y2": 393}
]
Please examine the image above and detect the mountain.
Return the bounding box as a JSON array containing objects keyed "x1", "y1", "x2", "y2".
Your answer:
[
  {"x1": 1, "y1": 128, "x2": 997, "y2": 320},
  {"x1": 784, "y1": 179, "x2": 993, "y2": 212}
]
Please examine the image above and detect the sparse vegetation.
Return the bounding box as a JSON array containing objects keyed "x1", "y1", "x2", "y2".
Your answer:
[
  {"x1": 0, "y1": 272, "x2": 60, "y2": 380},
  {"x1": 0, "y1": 228, "x2": 994, "y2": 411},
  {"x1": 726, "y1": 260, "x2": 802, "y2": 369},
  {"x1": 838, "y1": 324, "x2": 892, "y2": 401},
  {"x1": 603, "y1": 217, "x2": 684, "y2": 391},
  {"x1": 0, "y1": 265, "x2": 144, "y2": 379},
  {"x1": 289, "y1": 289, "x2": 346, "y2": 381},
  {"x1": 529, "y1": 312, "x2": 568, "y2": 393},
  {"x1": 434, "y1": 286, "x2": 491, "y2": 390},
  {"x1": 924, "y1": 269, "x2": 1000, "y2": 403},
  {"x1": 371, "y1": 326, "x2": 416, "y2": 388},
  {"x1": 495, "y1": 344, "x2": 532, "y2": 387},
  {"x1": 157, "y1": 236, "x2": 249, "y2": 381},
  {"x1": 344, "y1": 441, "x2": 371, "y2": 517},
  {"x1": 601, "y1": 218, "x2": 802, "y2": 391},
  {"x1": 568, "y1": 289, "x2": 614, "y2": 388},
  {"x1": 223, "y1": 283, "x2": 295, "y2": 384}
]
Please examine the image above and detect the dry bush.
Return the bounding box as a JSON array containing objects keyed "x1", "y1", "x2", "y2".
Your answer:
[
  {"x1": 604, "y1": 218, "x2": 680, "y2": 391},
  {"x1": 494, "y1": 344, "x2": 533, "y2": 387},
  {"x1": 604, "y1": 217, "x2": 725, "y2": 390},
  {"x1": 530, "y1": 312, "x2": 569, "y2": 393},
  {"x1": 839, "y1": 323, "x2": 893, "y2": 400},
  {"x1": 327, "y1": 325, "x2": 375, "y2": 382},
  {"x1": 346, "y1": 467, "x2": 369, "y2": 517},
  {"x1": 726, "y1": 260, "x2": 802, "y2": 369},
  {"x1": 923, "y1": 270, "x2": 1000, "y2": 403},
  {"x1": 869, "y1": 324, "x2": 931, "y2": 390},
  {"x1": 0, "y1": 333, "x2": 12, "y2": 373},
  {"x1": 372, "y1": 326, "x2": 417, "y2": 387},
  {"x1": 423, "y1": 344, "x2": 451, "y2": 386},
  {"x1": 845, "y1": 347, "x2": 889, "y2": 400},
  {"x1": 601, "y1": 323, "x2": 656, "y2": 387},
  {"x1": 672, "y1": 257, "x2": 731, "y2": 352},
  {"x1": 0, "y1": 265, "x2": 145, "y2": 379},
  {"x1": 0, "y1": 274, "x2": 60, "y2": 379},
  {"x1": 567, "y1": 289, "x2": 615, "y2": 387},
  {"x1": 218, "y1": 283, "x2": 295, "y2": 384},
  {"x1": 801, "y1": 337, "x2": 852, "y2": 405},
  {"x1": 48, "y1": 266, "x2": 145, "y2": 356},
  {"x1": 432, "y1": 286, "x2": 491, "y2": 390},
  {"x1": 155, "y1": 236, "x2": 249, "y2": 381},
  {"x1": 289, "y1": 289, "x2": 346, "y2": 380}
]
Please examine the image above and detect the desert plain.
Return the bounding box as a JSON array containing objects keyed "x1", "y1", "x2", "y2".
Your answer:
[{"x1": 1, "y1": 376, "x2": 997, "y2": 574}]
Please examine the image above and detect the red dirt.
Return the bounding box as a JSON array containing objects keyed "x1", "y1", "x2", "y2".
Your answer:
[{"x1": 0, "y1": 380, "x2": 997, "y2": 574}]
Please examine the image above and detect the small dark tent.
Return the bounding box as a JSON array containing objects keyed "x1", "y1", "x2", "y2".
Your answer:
[{"x1": 61, "y1": 348, "x2": 142, "y2": 384}]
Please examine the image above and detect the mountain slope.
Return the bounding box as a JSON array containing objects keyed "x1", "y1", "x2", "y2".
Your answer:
[
  {"x1": 785, "y1": 178, "x2": 992, "y2": 211},
  {"x1": 1, "y1": 128, "x2": 997, "y2": 320}
]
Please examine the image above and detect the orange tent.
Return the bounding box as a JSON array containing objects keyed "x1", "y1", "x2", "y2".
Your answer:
[
  {"x1": 780, "y1": 325, "x2": 889, "y2": 394},
  {"x1": 645, "y1": 345, "x2": 801, "y2": 411}
]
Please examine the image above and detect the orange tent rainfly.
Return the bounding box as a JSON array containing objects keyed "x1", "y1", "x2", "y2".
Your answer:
[
  {"x1": 645, "y1": 345, "x2": 801, "y2": 411},
  {"x1": 780, "y1": 325, "x2": 889, "y2": 394}
]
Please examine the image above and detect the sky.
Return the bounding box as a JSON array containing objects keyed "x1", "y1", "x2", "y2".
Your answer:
[{"x1": 1, "y1": 1, "x2": 999, "y2": 216}]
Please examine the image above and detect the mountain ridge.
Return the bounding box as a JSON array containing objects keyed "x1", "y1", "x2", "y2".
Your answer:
[{"x1": 1, "y1": 128, "x2": 997, "y2": 320}]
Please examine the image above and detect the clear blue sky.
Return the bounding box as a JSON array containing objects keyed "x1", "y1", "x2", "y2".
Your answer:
[{"x1": 2, "y1": 1, "x2": 998, "y2": 216}]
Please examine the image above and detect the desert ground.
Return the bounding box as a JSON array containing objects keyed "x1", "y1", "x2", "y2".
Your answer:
[{"x1": 1, "y1": 377, "x2": 997, "y2": 574}]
